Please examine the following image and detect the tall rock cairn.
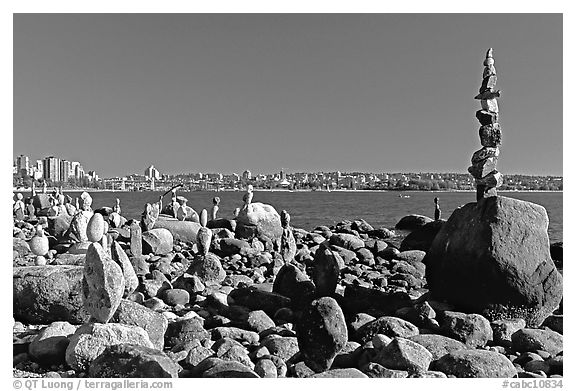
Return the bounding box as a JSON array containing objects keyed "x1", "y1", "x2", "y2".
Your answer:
[{"x1": 469, "y1": 48, "x2": 503, "y2": 201}]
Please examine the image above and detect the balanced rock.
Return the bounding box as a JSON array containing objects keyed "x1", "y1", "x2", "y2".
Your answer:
[
  {"x1": 89, "y1": 343, "x2": 181, "y2": 378},
  {"x1": 110, "y1": 241, "x2": 138, "y2": 298},
  {"x1": 296, "y1": 296, "x2": 348, "y2": 372},
  {"x1": 235, "y1": 202, "x2": 282, "y2": 244},
  {"x1": 65, "y1": 323, "x2": 154, "y2": 371},
  {"x1": 424, "y1": 196, "x2": 562, "y2": 326},
  {"x1": 273, "y1": 264, "x2": 316, "y2": 307},
  {"x1": 432, "y1": 349, "x2": 517, "y2": 378},
  {"x1": 14, "y1": 265, "x2": 90, "y2": 324},
  {"x1": 86, "y1": 213, "x2": 105, "y2": 243},
  {"x1": 82, "y1": 242, "x2": 125, "y2": 323},
  {"x1": 311, "y1": 245, "x2": 340, "y2": 297}
]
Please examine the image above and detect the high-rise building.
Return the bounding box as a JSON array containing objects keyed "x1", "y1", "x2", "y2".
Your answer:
[
  {"x1": 144, "y1": 165, "x2": 161, "y2": 180},
  {"x1": 43, "y1": 156, "x2": 61, "y2": 183},
  {"x1": 60, "y1": 160, "x2": 73, "y2": 182},
  {"x1": 16, "y1": 154, "x2": 29, "y2": 176}
]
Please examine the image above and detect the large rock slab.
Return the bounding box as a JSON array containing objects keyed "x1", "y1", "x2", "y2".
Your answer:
[
  {"x1": 89, "y1": 344, "x2": 181, "y2": 378},
  {"x1": 400, "y1": 220, "x2": 445, "y2": 252},
  {"x1": 296, "y1": 297, "x2": 348, "y2": 372},
  {"x1": 151, "y1": 218, "x2": 201, "y2": 243},
  {"x1": 424, "y1": 196, "x2": 562, "y2": 326},
  {"x1": 65, "y1": 323, "x2": 154, "y2": 371},
  {"x1": 142, "y1": 228, "x2": 174, "y2": 255},
  {"x1": 432, "y1": 349, "x2": 517, "y2": 378},
  {"x1": 235, "y1": 202, "x2": 282, "y2": 244},
  {"x1": 111, "y1": 299, "x2": 168, "y2": 351},
  {"x1": 14, "y1": 265, "x2": 90, "y2": 324},
  {"x1": 82, "y1": 243, "x2": 125, "y2": 323}
]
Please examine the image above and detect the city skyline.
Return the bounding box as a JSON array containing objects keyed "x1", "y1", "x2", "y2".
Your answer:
[{"x1": 13, "y1": 14, "x2": 562, "y2": 177}]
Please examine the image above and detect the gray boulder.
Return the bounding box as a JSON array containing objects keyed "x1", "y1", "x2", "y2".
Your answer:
[
  {"x1": 432, "y1": 349, "x2": 517, "y2": 378},
  {"x1": 235, "y1": 202, "x2": 282, "y2": 244},
  {"x1": 82, "y1": 243, "x2": 125, "y2": 323},
  {"x1": 424, "y1": 196, "x2": 562, "y2": 326},
  {"x1": 110, "y1": 241, "x2": 138, "y2": 298},
  {"x1": 374, "y1": 337, "x2": 433, "y2": 373},
  {"x1": 14, "y1": 265, "x2": 89, "y2": 324},
  {"x1": 65, "y1": 323, "x2": 154, "y2": 371},
  {"x1": 356, "y1": 316, "x2": 419, "y2": 345},
  {"x1": 511, "y1": 328, "x2": 563, "y2": 356},
  {"x1": 296, "y1": 297, "x2": 348, "y2": 372},
  {"x1": 408, "y1": 334, "x2": 467, "y2": 361},
  {"x1": 89, "y1": 343, "x2": 181, "y2": 378},
  {"x1": 440, "y1": 311, "x2": 493, "y2": 348},
  {"x1": 311, "y1": 245, "x2": 340, "y2": 297},
  {"x1": 142, "y1": 228, "x2": 173, "y2": 255},
  {"x1": 395, "y1": 214, "x2": 433, "y2": 231},
  {"x1": 29, "y1": 321, "x2": 77, "y2": 364},
  {"x1": 111, "y1": 299, "x2": 168, "y2": 351}
]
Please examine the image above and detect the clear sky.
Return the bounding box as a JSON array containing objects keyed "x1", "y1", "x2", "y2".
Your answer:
[{"x1": 13, "y1": 13, "x2": 562, "y2": 177}]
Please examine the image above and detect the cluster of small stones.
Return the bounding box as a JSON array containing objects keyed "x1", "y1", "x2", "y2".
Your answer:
[
  {"x1": 469, "y1": 48, "x2": 504, "y2": 201},
  {"x1": 13, "y1": 208, "x2": 563, "y2": 379}
]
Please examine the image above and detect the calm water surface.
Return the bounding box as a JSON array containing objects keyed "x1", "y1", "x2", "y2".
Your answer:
[{"x1": 24, "y1": 190, "x2": 563, "y2": 243}]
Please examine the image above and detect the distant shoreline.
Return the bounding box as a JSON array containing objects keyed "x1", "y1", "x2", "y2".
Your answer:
[{"x1": 12, "y1": 187, "x2": 563, "y2": 194}]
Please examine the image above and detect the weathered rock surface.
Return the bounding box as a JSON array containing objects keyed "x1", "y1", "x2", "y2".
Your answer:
[
  {"x1": 29, "y1": 321, "x2": 77, "y2": 364},
  {"x1": 440, "y1": 311, "x2": 493, "y2": 348},
  {"x1": 356, "y1": 316, "x2": 419, "y2": 345},
  {"x1": 511, "y1": 328, "x2": 563, "y2": 356},
  {"x1": 111, "y1": 299, "x2": 168, "y2": 351},
  {"x1": 408, "y1": 334, "x2": 467, "y2": 361},
  {"x1": 235, "y1": 202, "x2": 282, "y2": 244},
  {"x1": 296, "y1": 297, "x2": 348, "y2": 372},
  {"x1": 312, "y1": 245, "x2": 340, "y2": 297},
  {"x1": 395, "y1": 215, "x2": 433, "y2": 231},
  {"x1": 65, "y1": 323, "x2": 154, "y2": 371},
  {"x1": 110, "y1": 241, "x2": 138, "y2": 298},
  {"x1": 14, "y1": 265, "x2": 90, "y2": 324},
  {"x1": 374, "y1": 337, "x2": 433, "y2": 372},
  {"x1": 142, "y1": 228, "x2": 174, "y2": 256},
  {"x1": 432, "y1": 349, "x2": 517, "y2": 378},
  {"x1": 424, "y1": 196, "x2": 562, "y2": 326},
  {"x1": 82, "y1": 243, "x2": 125, "y2": 323},
  {"x1": 89, "y1": 343, "x2": 181, "y2": 378}
]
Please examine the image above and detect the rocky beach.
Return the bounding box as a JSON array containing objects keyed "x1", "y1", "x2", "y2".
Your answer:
[{"x1": 12, "y1": 182, "x2": 563, "y2": 379}]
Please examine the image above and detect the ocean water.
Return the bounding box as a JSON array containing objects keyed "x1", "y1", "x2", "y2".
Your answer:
[{"x1": 24, "y1": 190, "x2": 563, "y2": 243}]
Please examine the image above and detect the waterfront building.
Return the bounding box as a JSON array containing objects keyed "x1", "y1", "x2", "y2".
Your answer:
[
  {"x1": 16, "y1": 154, "x2": 30, "y2": 176},
  {"x1": 145, "y1": 165, "x2": 161, "y2": 180},
  {"x1": 43, "y1": 156, "x2": 61, "y2": 183}
]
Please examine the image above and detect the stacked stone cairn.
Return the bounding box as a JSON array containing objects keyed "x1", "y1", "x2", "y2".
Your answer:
[{"x1": 469, "y1": 48, "x2": 503, "y2": 201}]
